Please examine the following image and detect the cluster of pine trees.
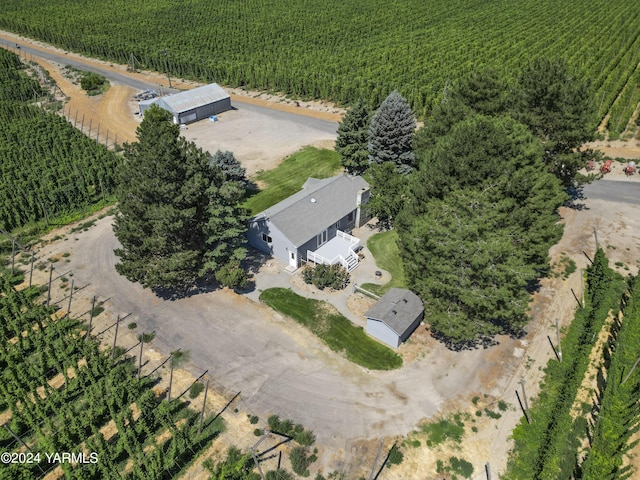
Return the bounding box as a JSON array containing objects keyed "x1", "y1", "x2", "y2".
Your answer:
[
  {"x1": 337, "y1": 59, "x2": 596, "y2": 346},
  {"x1": 113, "y1": 106, "x2": 248, "y2": 294}
]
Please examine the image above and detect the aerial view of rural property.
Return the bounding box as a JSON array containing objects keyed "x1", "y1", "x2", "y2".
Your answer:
[{"x1": 1, "y1": 0, "x2": 640, "y2": 479}]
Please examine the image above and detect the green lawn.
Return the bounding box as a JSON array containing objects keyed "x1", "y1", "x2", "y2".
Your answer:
[
  {"x1": 243, "y1": 146, "x2": 341, "y2": 216},
  {"x1": 361, "y1": 230, "x2": 407, "y2": 296},
  {"x1": 259, "y1": 288, "x2": 402, "y2": 370}
]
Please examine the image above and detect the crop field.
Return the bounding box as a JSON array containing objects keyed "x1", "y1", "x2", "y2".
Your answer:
[{"x1": 0, "y1": 0, "x2": 639, "y2": 130}]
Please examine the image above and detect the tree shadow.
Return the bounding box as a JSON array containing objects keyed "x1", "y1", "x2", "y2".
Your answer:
[
  {"x1": 564, "y1": 184, "x2": 589, "y2": 211},
  {"x1": 152, "y1": 276, "x2": 220, "y2": 300}
]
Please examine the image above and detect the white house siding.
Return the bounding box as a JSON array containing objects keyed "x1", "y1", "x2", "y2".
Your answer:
[
  {"x1": 366, "y1": 319, "x2": 401, "y2": 349},
  {"x1": 247, "y1": 219, "x2": 298, "y2": 265}
]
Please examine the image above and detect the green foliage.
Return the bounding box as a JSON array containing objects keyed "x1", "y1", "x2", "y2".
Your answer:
[
  {"x1": 266, "y1": 415, "x2": 315, "y2": 445},
  {"x1": 504, "y1": 250, "x2": 626, "y2": 479},
  {"x1": 368, "y1": 90, "x2": 416, "y2": 173},
  {"x1": 366, "y1": 162, "x2": 408, "y2": 226},
  {"x1": 335, "y1": 100, "x2": 371, "y2": 175},
  {"x1": 113, "y1": 105, "x2": 247, "y2": 292},
  {"x1": 514, "y1": 58, "x2": 596, "y2": 185},
  {"x1": 498, "y1": 400, "x2": 509, "y2": 412},
  {"x1": 209, "y1": 150, "x2": 247, "y2": 184},
  {"x1": 1, "y1": 0, "x2": 633, "y2": 126},
  {"x1": 360, "y1": 229, "x2": 407, "y2": 296},
  {"x1": 260, "y1": 288, "x2": 402, "y2": 370},
  {"x1": 248, "y1": 415, "x2": 259, "y2": 424},
  {"x1": 437, "y1": 456, "x2": 474, "y2": 479},
  {"x1": 399, "y1": 114, "x2": 567, "y2": 345},
  {"x1": 386, "y1": 444, "x2": 403, "y2": 467},
  {"x1": 0, "y1": 275, "x2": 225, "y2": 478},
  {"x1": 266, "y1": 469, "x2": 296, "y2": 480},
  {"x1": 127, "y1": 321, "x2": 137, "y2": 330},
  {"x1": 215, "y1": 261, "x2": 249, "y2": 289},
  {"x1": 79, "y1": 71, "x2": 107, "y2": 94},
  {"x1": 242, "y1": 147, "x2": 341, "y2": 216},
  {"x1": 189, "y1": 381, "x2": 204, "y2": 399},
  {"x1": 420, "y1": 415, "x2": 465, "y2": 447},
  {"x1": 204, "y1": 447, "x2": 259, "y2": 480},
  {"x1": 289, "y1": 446, "x2": 317, "y2": 477},
  {"x1": 0, "y1": 51, "x2": 117, "y2": 232},
  {"x1": 302, "y1": 263, "x2": 349, "y2": 290},
  {"x1": 137, "y1": 331, "x2": 156, "y2": 343},
  {"x1": 484, "y1": 409, "x2": 501, "y2": 419}
]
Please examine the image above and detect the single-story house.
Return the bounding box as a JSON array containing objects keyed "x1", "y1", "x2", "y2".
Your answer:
[
  {"x1": 365, "y1": 288, "x2": 424, "y2": 348},
  {"x1": 247, "y1": 174, "x2": 371, "y2": 271},
  {"x1": 139, "y1": 83, "x2": 231, "y2": 124}
]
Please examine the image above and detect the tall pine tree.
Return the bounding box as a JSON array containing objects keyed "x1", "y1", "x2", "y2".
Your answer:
[
  {"x1": 368, "y1": 90, "x2": 416, "y2": 173},
  {"x1": 113, "y1": 106, "x2": 247, "y2": 293},
  {"x1": 335, "y1": 100, "x2": 371, "y2": 175}
]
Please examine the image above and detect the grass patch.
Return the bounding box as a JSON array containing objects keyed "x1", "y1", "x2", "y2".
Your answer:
[
  {"x1": 420, "y1": 414, "x2": 465, "y2": 447},
  {"x1": 360, "y1": 230, "x2": 407, "y2": 296},
  {"x1": 243, "y1": 147, "x2": 341, "y2": 216},
  {"x1": 260, "y1": 288, "x2": 402, "y2": 370}
]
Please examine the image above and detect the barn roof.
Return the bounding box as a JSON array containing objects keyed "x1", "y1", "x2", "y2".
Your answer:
[
  {"x1": 252, "y1": 174, "x2": 369, "y2": 247},
  {"x1": 365, "y1": 288, "x2": 424, "y2": 336},
  {"x1": 157, "y1": 83, "x2": 229, "y2": 114}
]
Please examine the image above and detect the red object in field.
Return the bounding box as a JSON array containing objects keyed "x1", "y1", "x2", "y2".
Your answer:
[
  {"x1": 586, "y1": 160, "x2": 596, "y2": 171},
  {"x1": 601, "y1": 160, "x2": 612, "y2": 174}
]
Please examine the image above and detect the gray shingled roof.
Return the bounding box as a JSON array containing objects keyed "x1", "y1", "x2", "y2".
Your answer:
[
  {"x1": 365, "y1": 288, "x2": 424, "y2": 336},
  {"x1": 253, "y1": 174, "x2": 369, "y2": 247},
  {"x1": 157, "y1": 83, "x2": 229, "y2": 114}
]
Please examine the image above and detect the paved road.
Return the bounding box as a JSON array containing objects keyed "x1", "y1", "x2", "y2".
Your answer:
[
  {"x1": 0, "y1": 35, "x2": 337, "y2": 136},
  {"x1": 582, "y1": 179, "x2": 640, "y2": 206}
]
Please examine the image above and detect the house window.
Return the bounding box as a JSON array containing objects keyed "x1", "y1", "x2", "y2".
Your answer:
[
  {"x1": 347, "y1": 211, "x2": 354, "y2": 222},
  {"x1": 291, "y1": 252, "x2": 295, "y2": 260},
  {"x1": 317, "y1": 229, "x2": 328, "y2": 246},
  {"x1": 262, "y1": 234, "x2": 272, "y2": 243}
]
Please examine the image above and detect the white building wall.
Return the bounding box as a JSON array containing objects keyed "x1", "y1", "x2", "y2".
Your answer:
[{"x1": 366, "y1": 319, "x2": 401, "y2": 348}]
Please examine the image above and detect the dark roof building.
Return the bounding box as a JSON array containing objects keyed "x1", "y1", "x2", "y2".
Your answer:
[{"x1": 365, "y1": 288, "x2": 424, "y2": 348}]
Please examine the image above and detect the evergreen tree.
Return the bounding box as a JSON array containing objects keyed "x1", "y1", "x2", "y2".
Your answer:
[
  {"x1": 399, "y1": 114, "x2": 566, "y2": 346},
  {"x1": 335, "y1": 100, "x2": 371, "y2": 175},
  {"x1": 368, "y1": 90, "x2": 416, "y2": 173},
  {"x1": 515, "y1": 58, "x2": 595, "y2": 185},
  {"x1": 209, "y1": 150, "x2": 247, "y2": 184},
  {"x1": 113, "y1": 105, "x2": 247, "y2": 293},
  {"x1": 367, "y1": 162, "x2": 408, "y2": 227}
]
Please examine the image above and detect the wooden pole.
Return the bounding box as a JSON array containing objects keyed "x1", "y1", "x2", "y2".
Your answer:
[
  {"x1": 518, "y1": 377, "x2": 529, "y2": 414},
  {"x1": 29, "y1": 252, "x2": 35, "y2": 287},
  {"x1": 87, "y1": 296, "x2": 96, "y2": 338},
  {"x1": 66, "y1": 279, "x2": 74, "y2": 318},
  {"x1": 46, "y1": 264, "x2": 53, "y2": 306},
  {"x1": 10, "y1": 239, "x2": 15, "y2": 274},
  {"x1": 112, "y1": 314, "x2": 120, "y2": 360},
  {"x1": 138, "y1": 335, "x2": 144, "y2": 379},
  {"x1": 516, "y1": 390, "x2": 530, "y2": 424},
  {"x1": 198, "y1": 379, "x2": 209, "y2": 435},
  {"x1": 594, "y1": 228, "x2": 599, "y2": 250},
  {"x1": 168, "y1": 355, "x2": 174, "y2": 401},
  {"x1": 556, "y1": 318, "x2": 562, "y2": 361}
]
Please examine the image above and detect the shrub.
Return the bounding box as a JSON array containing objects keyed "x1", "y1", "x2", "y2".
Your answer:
[
  {"x1": 295, "y1": 429, "x2": 316, "y2": 447},
  {"x1": 216, "y1": 261, "x2": 249, "y2": 289},
  {"x1": 127, "y1": 322, "x2": 137, "y2": 330},
  {"x1": 387, "y1": 444, "x2": 403, "y2": 467},
  {"x1": 188, "y1": 382, "x2": 204, "y2": 399},
  {"x1": 248, "y1": 415, "x2": 259, "y2": 424},
  {"x1": 302, "y1": 263, "x2": 349, "y2": 290},
  {"x1": 290, "y1": 446, "x2": 316, "y2": 477},
  {"x1": 80, "y1": 72, "x2": 106, "y2": 92}
]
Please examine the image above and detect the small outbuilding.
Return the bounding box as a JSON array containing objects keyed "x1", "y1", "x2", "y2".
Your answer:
[
  {"x1": 139, "y1": 83, "x2": 231, "y2": 125},
  {"x1": 364, "y1": 288, "x2": 424, "y2": 348}
]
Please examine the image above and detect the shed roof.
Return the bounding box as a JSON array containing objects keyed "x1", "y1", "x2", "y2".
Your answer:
[
  {"x1": 365, "y1": 288, "x2": 424, "y2": 336},
  {"x1": 252, "y1": 174, "x2": 369, "y2": 247},
  {"x1": 157, "y1": 83, "x2": 229, "y2": 114}
]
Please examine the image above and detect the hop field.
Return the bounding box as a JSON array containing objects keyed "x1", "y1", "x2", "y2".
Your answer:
[{"x1": 1, "y1": 0, "x2": 639, "y2": 130}]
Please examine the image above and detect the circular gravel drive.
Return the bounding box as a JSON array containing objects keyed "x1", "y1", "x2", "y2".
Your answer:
[{"x1": 58, "y1": 215, "x2": 507, "y2": 448}]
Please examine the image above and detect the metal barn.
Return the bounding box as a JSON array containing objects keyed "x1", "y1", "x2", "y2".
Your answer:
[{"x1": 139, "y1": 83, "x2": 231, "y2": 125}]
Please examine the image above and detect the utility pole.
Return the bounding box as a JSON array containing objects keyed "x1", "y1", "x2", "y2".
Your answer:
[
  {"x1": 163, "y1": 50, "x2": 172, "y2": 88},
  {"x1": 518, "y1": 377, "x2": 529, "y2": 414},
  {"x1": 556, "y1": 318, "x2": 562, "y2": 361}
]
